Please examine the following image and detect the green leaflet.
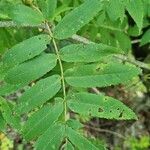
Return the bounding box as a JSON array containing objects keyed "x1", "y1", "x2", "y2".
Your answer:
[
  {"x1": 66, "y1": 127, "x2": 105, "y2": 150},
  {"x1": 67, "y1": 119, "x2": 83, "y2": 130},
  {"x1": 37, "y1": 0, "x2": 57, "y2": 20},
  {"x1": 114, "y1": 32, "x2": 131, "y2": 53},
  {"x1": 97, "y1": 19, "x2": 131, "y2": 53},
  {"x1": 15, "y1": 75, "x2": 61, "y2": 115},
  {"x1": 9, "y1": 4, "x2": 44, "y2": 25},
  {"x1": 0, "y1": 63, "x2": 5, "y2": 80},
  {"x1": 0, "y1": 82, "x2": 24, "y2": 96},
  {"x1": 2, "y1": 34, "x2": 50, "y2": 69},
  {"x1": 106, "y1": 0, "x2": 125, "y2": 21},
  {"x1": 68, "y1": 92, "x2": 137, "y2": 120},
  {"x1": 65, "y1": 63, "x2": 141, "y2": 88},
  {"x1": 128, "y1": 25, "x2": 141, "y2": 37},
  {"x1": 35, "y1": 123, "x2": 65, "y2": 150},
  {"x1": 0, "y1": 97, "x2": 21, "y2": 130},
  {"x1": 22, "y1": 102, "x2": 63, "y2": 141},
  {"x1": 54, "y1": 5, "x2": 73, "y2": 19},
  {"x1": 5, "y1": 54, "x2": 57, "y2": 84},
  {"x1": 60, "y1": 44, "x2": 123, "y2": 62},
  {"x1": 126, "y1": 0, "x2": 144, "y2": 31},
  {"x1": 0, "y1": 113, "x2": 6, "y2": 131},
  {"x1": 46, "y1": 0, "x2": 57, "y2": 20},
  {"x1": 0, "y1": 73, "x2": 4, "y2": 81},
  {"x1": 54, "y1": 0, "x2": 103, "y2": 39},
  {"x1": 64, "y1": 140, "x2": 74, "y2": 150},
  {"x1": 140, "y1": 29, "x2": 150, "y2": 46}
]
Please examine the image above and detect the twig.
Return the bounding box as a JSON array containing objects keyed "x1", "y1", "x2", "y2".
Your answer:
[{"x1": 84, "y1": 125, "x2": 126, "y2": 139}]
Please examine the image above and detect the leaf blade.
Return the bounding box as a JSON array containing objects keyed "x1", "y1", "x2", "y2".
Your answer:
[
  {"x1": 65, "y1": 63, "x2": 141, "y2": 88},
  {"x1": 37, "y1": 0, "x2": 57, "y2": 20},
  {"x1": 15, "y1": 75, "x2": 61, "y2": 115},
  {"x1": 0, "y1": 82, "x2": 24, "y2": 96},
  {"x1": 126, "y1": 0, "x2": 144, "y2": 31},
  {"x1": 10, "y1": 4, "x2": 44, "y2": 25},
  {"x1": 35, "y1": 123, "x2": 65, "y2": 150},
  {"x1": 22, "y1": 102, "x2": 63, "y2": 141},
  {"x1": 0, "y1": 113, "x2": 6, "y2": 131},
  {"x1": 2, "y1": 34, "x2": 50, "y2": 69},
  {"x1": 66, "y1": 127, "x2": 104, "y2": 150},
  {"x1": 68, "y1": 92, "x2": 137, "y2": 120},
  {"x1": 5, "y1": 54, "x2": 57, "y2": 85},
  {"x1": 54, "y1": 0, "x2": 103, "y2": 39},
  {"x1": 60, "y1": 43, "x2": 123, "y2": 62},
  {"x1": 0, "y1": 97, "x2": 21, "y2": 130},
  {"x1": 140, "y1": 29, "x2": 150, "y2": 46},
  {"x1": 106, "y1": 0, "x2": 125, "y2": 21}
]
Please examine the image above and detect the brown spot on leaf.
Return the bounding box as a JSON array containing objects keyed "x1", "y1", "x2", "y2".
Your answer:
[
  {"x1": 109, "y1": 32, "x2": 115, "y2": 38},
  {"x1": 119, "y1": 111, "x2": 123, "y2": 118},
  {"x1": 104, "y1": 97, "x2": 108, "y2": 100},
  {"x1": 28, "y1": 52, "x2": 32, "y2": 56},
  {"x1": 98, "y1": 107, "x2": 103, "y2": 112},
  {"x1": 96, "y1": 67, "x2": 101, "y2": 72},
  {"x1": 46, "y1": 44, "x2": 50, "y2": 48},
  {"x1": 88, "y1": 109, "x2": 92, "y2": 116},
  {"x1": 88, "y1": 112, "x2": 92, "y2": 116}
]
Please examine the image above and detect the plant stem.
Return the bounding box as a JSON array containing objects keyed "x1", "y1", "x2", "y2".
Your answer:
[{"x1": 45, "y1": 23, "x2": 67, "y2": 122}]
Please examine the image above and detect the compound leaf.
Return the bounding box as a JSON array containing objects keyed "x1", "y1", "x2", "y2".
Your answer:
[
  {"x1": 60, "y1": 43, "x2": 123, "y2": 62},
  {"x1": 5, "y1": 54, "x2": 57, "y2": 84},
  {"x1": 68, "y1": 92, "x2": 137, "y2": 120},
  {"x1": 65, "y1": 63, "x2": 141, "y2": 88},
  {"x1": 15, "y1": 75, "x2": 61, "y2": 115},
  {"x1": 22, "y1": 102, "x2": 63, "y2": 141},
  {"x1": 54, "y1": 0, "x2": 103, "y2": 39}
]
